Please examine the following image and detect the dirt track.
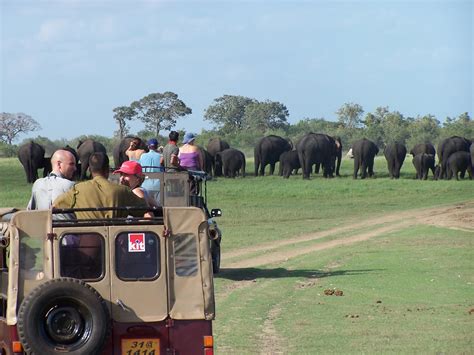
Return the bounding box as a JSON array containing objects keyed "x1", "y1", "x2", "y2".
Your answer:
[{"x1": 221, "y1": 201, "x2": 474, "y2": 269}]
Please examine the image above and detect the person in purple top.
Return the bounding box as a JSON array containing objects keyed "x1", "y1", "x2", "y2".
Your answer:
[{"x1": 178, "y1": 133, "x2": 203, "y2": 171}]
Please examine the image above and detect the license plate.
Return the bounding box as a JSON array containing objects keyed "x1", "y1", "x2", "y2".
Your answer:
[{"x1": 121, "y1": 338, "x2": 160, "y2": 355}]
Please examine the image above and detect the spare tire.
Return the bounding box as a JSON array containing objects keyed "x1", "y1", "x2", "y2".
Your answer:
[{"x1": 17, "y1": 277, "x2": 110, "y2": 355}]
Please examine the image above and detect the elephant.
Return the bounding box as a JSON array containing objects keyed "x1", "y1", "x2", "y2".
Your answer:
[
  {"x1": 334, "y1": 136, "x2": 343, "y2": 177},
  {"x1": 77, "y1": 139, "x2": 107, "y2": 180},
  {"x1": 446, "y1": 151, "x2": 472, "y2": 180},
  {"x1": 279, "y1": 150, "x2": 300, "y2": 178},
  {"x1": 437, "y1": 136, "x2": 471, "y2": 179},
  {"x1": 215, "y1": 148, "x2": 246, "y2": 178},
  {"x1": 412, "y1": 153, "x2": 435, "y2": 180},
  {"x1": 314, "y1": 136, "x2": 342, "y2": 177},
  {"x1": 351, "y1": 138, "x2": 379, "y2": 179},
  {"x1": 409, "y1": 143, "x2": 435, "y2": 157},
  {"x1": 206, "y1": 138, "x2": 230, "y2": 176},
  {"x1": 18, "y1": 141, "x2": 51, "y2": 183},
  {"x1": 471, "y1": 143, "x2": 474, "y2": 172},
  {"x1": 296, "y1": 133, "x2": 337, "y2": 179},
  {"x1": 113, "y1": 137, "x2": 148, "y2": 169},
  {"x1": 434, "y1": 164, "x2": 441, "y2": 180},
  {"x1": 383, "y1": 142, "x2": 407, "y2": 179},
  {"x1": 197, "y1": 146, "x2": 213, "y2": 175},
  {"x1": 254, "y1": 135, "x2": 292, "y2": 176}
]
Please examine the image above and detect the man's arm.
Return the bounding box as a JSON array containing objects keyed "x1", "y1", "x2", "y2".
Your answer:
[
  {"x1": 52, "y1": 188, "x2": 75, "y2": 209},
  {"x1": 119, "y1": 188, "x2": 149, "y2": 217},
  {"x1": 26, "y1": 194, "x2": 36, "y2": 210},
  {"x1": 26, "y1": 180, "x2": 39, "y2": 210}
]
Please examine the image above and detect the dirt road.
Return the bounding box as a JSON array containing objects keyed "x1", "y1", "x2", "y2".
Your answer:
[{"x1": 221, "y1": 201, "x2": 474, "y2": 269}]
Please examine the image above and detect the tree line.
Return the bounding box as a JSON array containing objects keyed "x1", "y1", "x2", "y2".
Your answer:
[{"x1": 1, "y1": 91, "x2": 472, "y2": 157}]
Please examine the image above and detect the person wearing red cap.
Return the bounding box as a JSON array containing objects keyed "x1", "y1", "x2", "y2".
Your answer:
[{"x1": 113, "y1": 160, "x2": 158, "y2": 207}]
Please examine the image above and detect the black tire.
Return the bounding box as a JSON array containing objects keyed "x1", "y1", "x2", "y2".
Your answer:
[
  {"x1": 17, "y1": 277, "x2": 110, "y2": 355},
  {"x1": 211, "y1": 241, "x2": 221, "y2": 274}
]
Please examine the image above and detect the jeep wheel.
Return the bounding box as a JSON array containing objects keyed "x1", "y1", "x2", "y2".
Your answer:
[
  {"x1": 211, "y1": 242, "x2": 221, "y2": 274},
  {"x1": 17, "y1": 277, "x2": 110, "y2": 355}
]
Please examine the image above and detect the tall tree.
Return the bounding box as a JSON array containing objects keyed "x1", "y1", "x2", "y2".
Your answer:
[
  {"x1": 130, "y1": 92, "x2": 192, "y2": 136},
  {"x1": 406, "y1": 114, "x2": 440, "y2": 149},
  {"x1": 288, "y1": 118, "x2": 339, "y2": 137},
  {"x1": 442, "y1": 112, "x2": 473, "y2": 139},
  {"x1": 0, "y1": 112, "x2": 41, "y2": 145},
  {"x1": 204, "y1": 95, "x2": 256, "y2": 134},
  {"x1": 336, "y1": 102, "x2": 364, "y2": 130},
  {"x1": 244, "y1": 100, "x2": 289, "y2": 133},
  {"x1": 363, "y1": 113, "x2": 383, "y2": 147},
  {"x1": 112, "y1": 106, "x2": 135, "y2": 139},
  {"x1": 381, "y1": 110, "x2": 410, "y2": 145}
]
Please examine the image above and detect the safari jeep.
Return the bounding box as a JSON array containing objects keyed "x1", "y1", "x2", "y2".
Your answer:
[{"x1": 0, "y1": 202, "x2": 216, "y2": 354}]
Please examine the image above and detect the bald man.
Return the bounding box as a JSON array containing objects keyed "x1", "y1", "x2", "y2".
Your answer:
[{"x1": 27, "y1": 149, "x2": 77, "y2": 212}]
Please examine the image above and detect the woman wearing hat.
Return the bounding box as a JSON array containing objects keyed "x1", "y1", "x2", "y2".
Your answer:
[
  {"x1": 178, "y1": 132, "x2": 203, "y2": 171},
  {"x1": 113, "y1": 160, "x2": 158, "y2": 207}
]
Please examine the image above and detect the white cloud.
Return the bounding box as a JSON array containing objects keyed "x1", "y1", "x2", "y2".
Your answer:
[{"x1": 37, "y1": 19, "x2": 69, "y2": 42}]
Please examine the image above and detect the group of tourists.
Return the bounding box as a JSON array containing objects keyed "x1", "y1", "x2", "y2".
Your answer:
[{"x1": 26, "y1": 131, "x2": 202, "y2": 219}]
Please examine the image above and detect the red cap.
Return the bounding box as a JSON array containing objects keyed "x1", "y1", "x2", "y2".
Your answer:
[{"x1": 113, "y1": 160, "x2": 143, "y2": 175}]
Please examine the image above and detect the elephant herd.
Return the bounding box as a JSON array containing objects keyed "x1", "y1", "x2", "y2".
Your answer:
[
  {"x1": 254, "y1": 134, "x2": 343, "y2": 179},
  {"x1": 253, "y1": 134, "x2": 473, "y2": 181},
  {"x1": 397, "y1": 137, "x2": 473, "y2": 181},
  {"x1": 17, "y1": 135, "x2": 473, "y2": 183}
]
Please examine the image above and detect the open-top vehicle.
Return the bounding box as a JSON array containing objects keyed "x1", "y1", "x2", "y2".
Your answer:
[
  {"x1": 0, "y1": 170, "x2": 221, "y2": 354},
  {"x1": 116, "y1": 169, "x2": 222, "y2": 274}
]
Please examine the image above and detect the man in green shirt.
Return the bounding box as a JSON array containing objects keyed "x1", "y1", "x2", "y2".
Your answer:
[{"x1": 53, "y1": 152, "x2": 148, "y2": 219}]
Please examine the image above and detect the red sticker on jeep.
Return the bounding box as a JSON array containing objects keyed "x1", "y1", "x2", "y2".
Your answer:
[{"x1": 128, "y1": 233, "x2": 145, "y2": 252}]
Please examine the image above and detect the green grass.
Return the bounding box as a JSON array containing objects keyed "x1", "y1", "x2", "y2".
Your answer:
[
  {"x1": 214, "y1": 226, "x2": 474, "y2": 353},
  {"x1": 210, "y1": 157, "x2": 473, "y2": 251},
  {"x1": 0, "y1": 158, "x2": 33, "y2": 208}
]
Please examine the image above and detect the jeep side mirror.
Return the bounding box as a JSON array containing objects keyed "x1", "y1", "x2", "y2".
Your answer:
[{"x1": 210, "y1": 209, "x2": 222, "y2": 218}]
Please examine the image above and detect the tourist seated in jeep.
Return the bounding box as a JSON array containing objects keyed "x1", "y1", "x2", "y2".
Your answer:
[{"x1": 113, "y1": 160, "x2": 159, "y2": 208}]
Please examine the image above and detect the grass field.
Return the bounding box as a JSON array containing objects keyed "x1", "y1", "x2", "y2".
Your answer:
[{"x1": 1, "y1": 156, "x2": 473, "y2": 353}]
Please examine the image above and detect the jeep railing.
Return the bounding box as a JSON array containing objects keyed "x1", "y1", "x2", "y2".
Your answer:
[
  {"x1": 51, "y1": 206, "x2": 165, "y2": 227},
  {"x1": 110, "y1": 169, "x2": 213, "y2": 209}
]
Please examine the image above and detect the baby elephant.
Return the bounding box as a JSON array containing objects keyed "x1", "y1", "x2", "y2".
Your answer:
[
  {"x1": 412, "y1": 153, "x2": 435, "y2": 180},
  {"x1": 446, "y1": 151, "x2": 473, "y2": 180},
  {"x1": 279, "y1": 150, "x2": 300, "y2": 178},
  {"x1": 215, "y1": 148, "x2": 246, "y2": 178}
]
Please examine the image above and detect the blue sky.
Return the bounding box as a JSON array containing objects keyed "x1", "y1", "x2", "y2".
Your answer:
[{"x1": 1, "y1": 0, "x2": 472, "y2": 141}]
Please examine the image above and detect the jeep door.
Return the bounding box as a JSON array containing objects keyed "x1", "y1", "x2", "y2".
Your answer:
[
  {"x1": 165, "y1": 207, "x2": 215, "y2": 353},
  {"x1": 108, "y1": 225, "x2": 167, "y2": 322}
]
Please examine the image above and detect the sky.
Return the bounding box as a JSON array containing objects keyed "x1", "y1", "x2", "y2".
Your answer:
[{"x1": 1, "y1": 0, "x2": 472, "y2": 141}]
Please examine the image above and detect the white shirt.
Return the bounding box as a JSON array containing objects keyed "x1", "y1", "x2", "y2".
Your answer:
[{"x1": 27, "y1": 172, "x2": 75, "y2": 210}]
